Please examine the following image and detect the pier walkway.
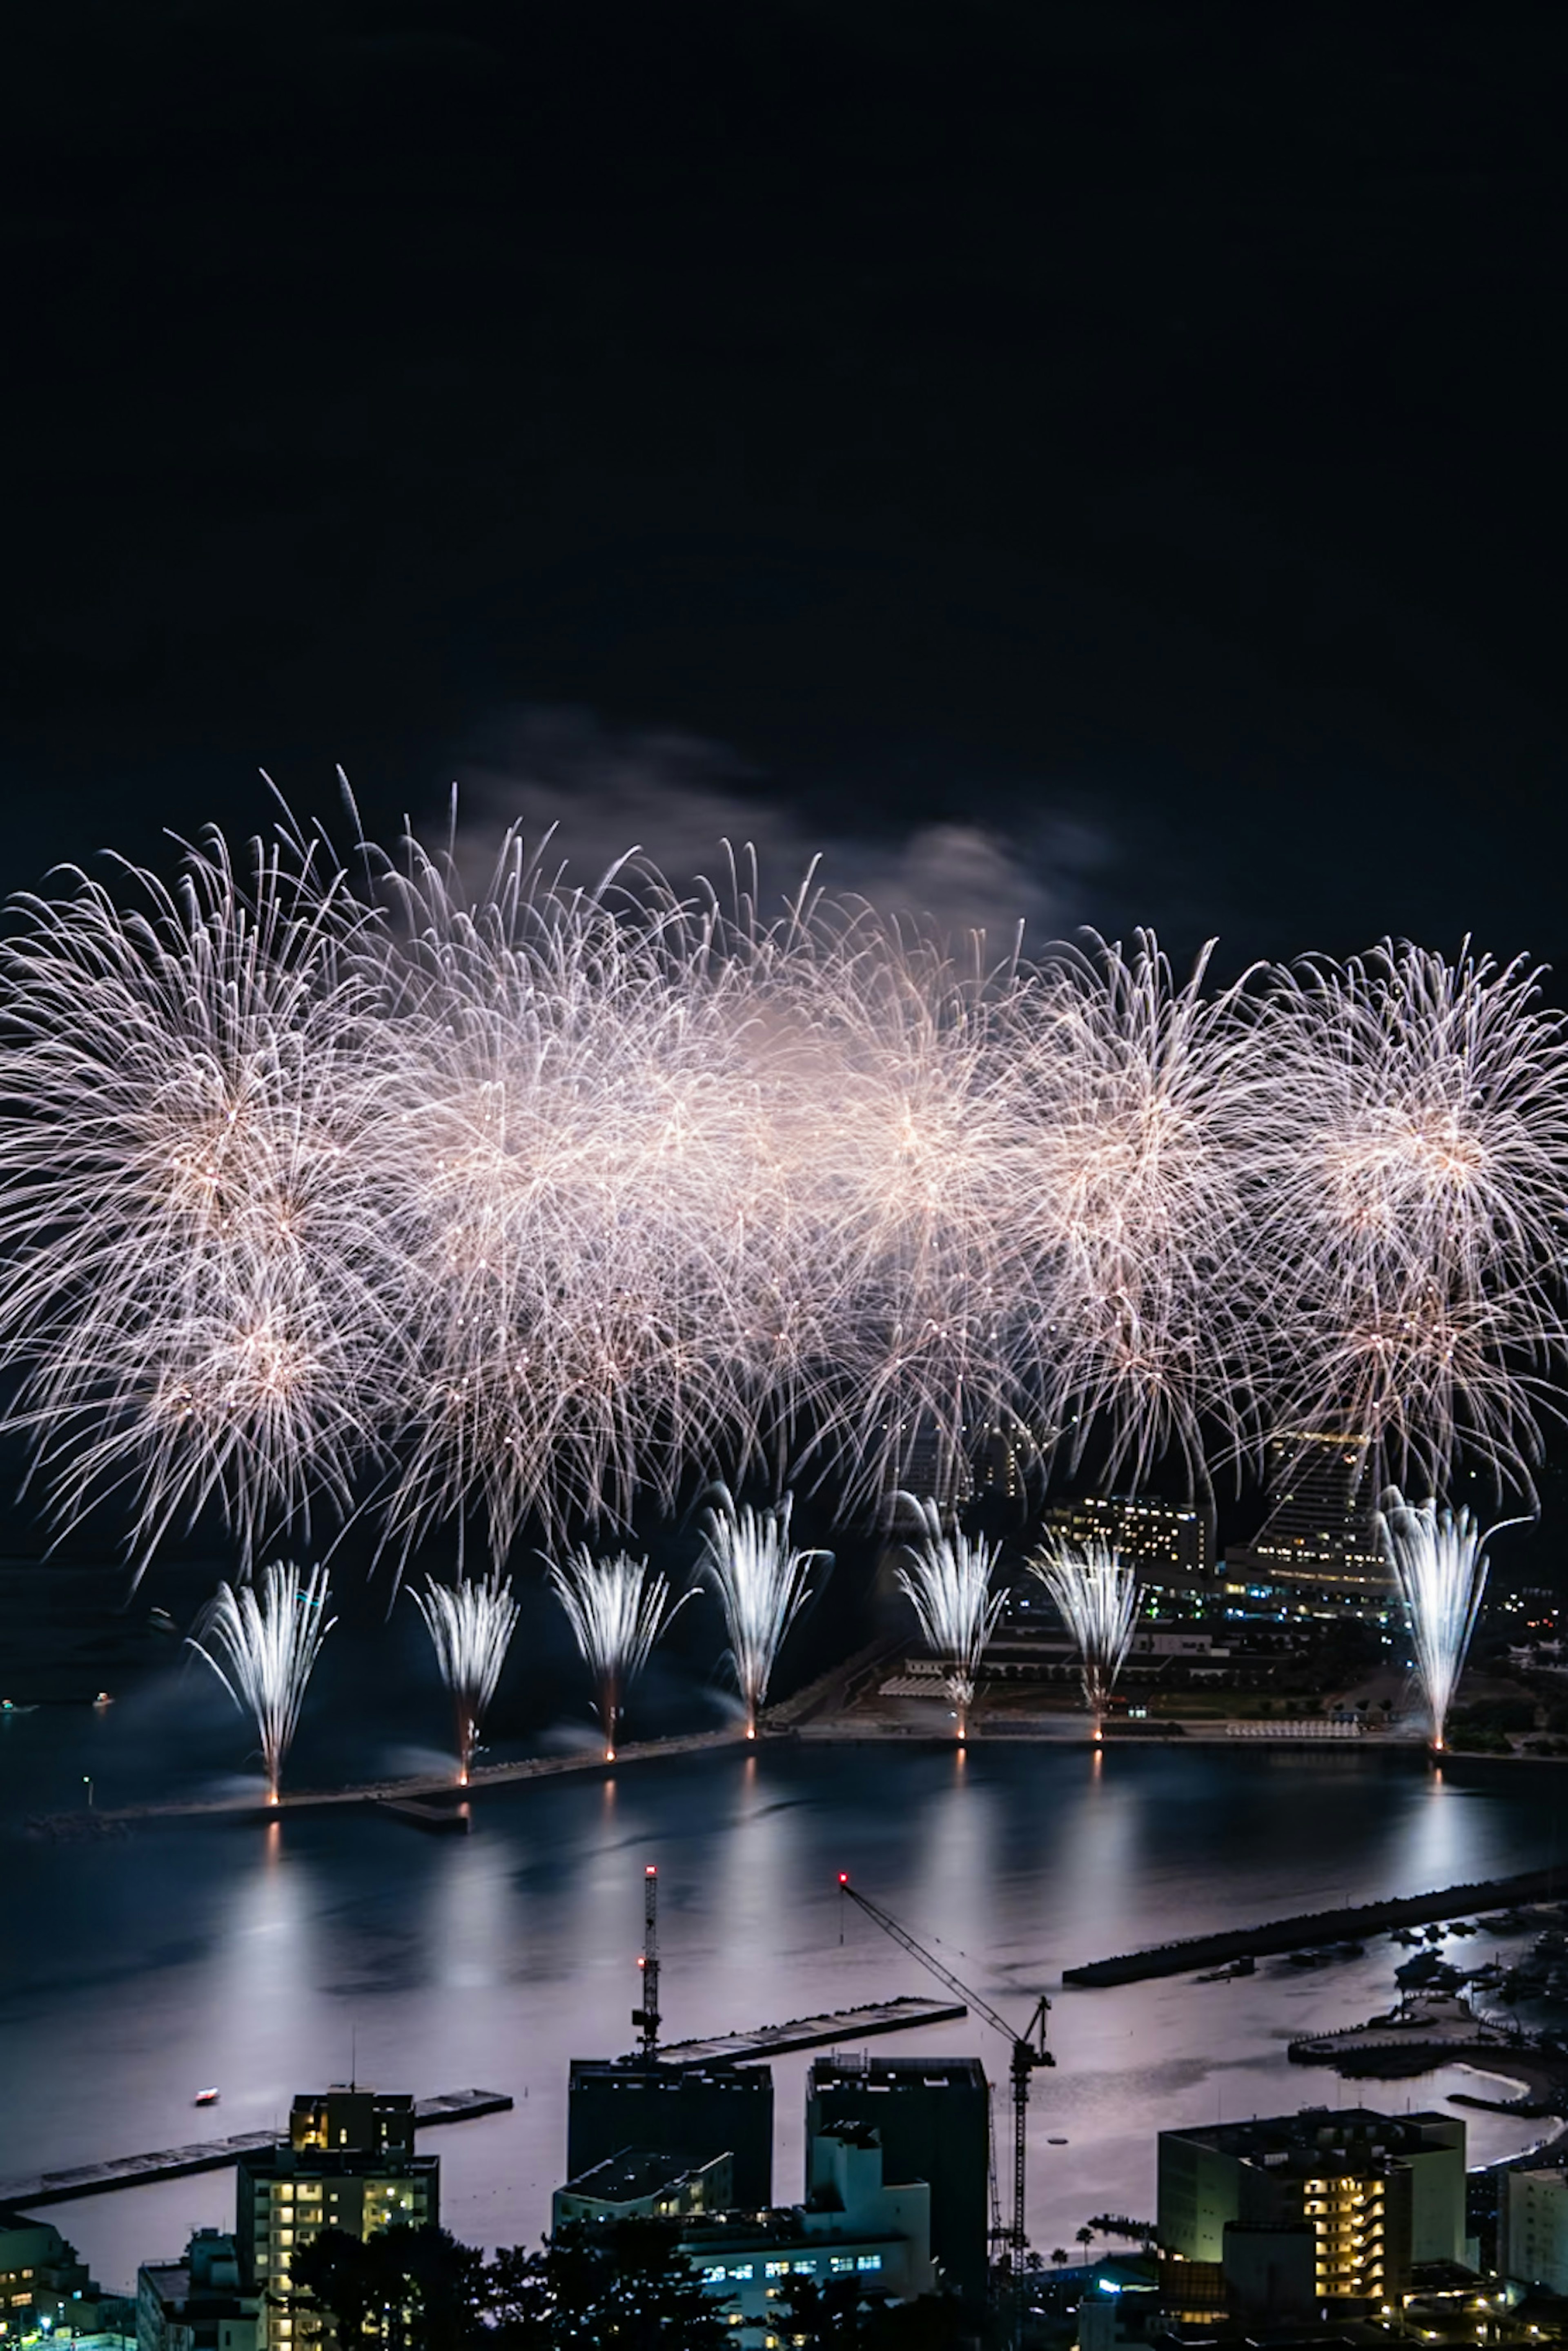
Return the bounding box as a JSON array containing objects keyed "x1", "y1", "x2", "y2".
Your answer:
[
  {"x1": 0, "y1": 2090, "x2": 512, "y2": 2211},
  {"x1": 654, "y1": 1997, "x2": 967, "y2": 2067}
]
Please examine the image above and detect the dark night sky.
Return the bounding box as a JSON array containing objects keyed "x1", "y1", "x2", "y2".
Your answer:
[{"x1": 4, "y1": 1, "x2": 1567, "y2": 969}]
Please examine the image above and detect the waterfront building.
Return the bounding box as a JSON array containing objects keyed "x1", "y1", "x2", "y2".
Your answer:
[
  {"x1": 1157, "y1": 2108, "x2": 1466, "y2": 2300},
  {"x1": 136, "y1": 2232, "x2": 258, "y2": 2351},
  {"x1": 1501, "y1": 2168, "x2": 1568, "y2": 2294},
  {"x1": 805, "y1": 2056, "x2": 989, "y2": 2304},
  {"x1": 1223, "y1": 1428, "x2": 1393, "y2": 1619},
  {"x1": 1041, "y1": 1495, "x2": 1207, "y2": 1593},
  {"x1": 681, "y1": 2127, "x2": 933, "y2": 2347},
  {"x1": 235, "y1": 2092, "x2": 438, "y2": 2351},
  {"x1": 566, "y1": 2061, "x2": 773, "y2": 2210},
  {"x1": 0, "y1": 2215, "x2": 107, "y2": 2342},
  {"x1": 552, "y1": 2150, "x2": 732, "y2": 2231}
]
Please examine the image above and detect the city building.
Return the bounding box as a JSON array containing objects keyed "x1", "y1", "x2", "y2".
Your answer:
[
  {"x1": 552, "y1": 2150, "x2": 733, "y2": 2232},
  {"x1": 1502, "y1": 2167, "x2": 1568, "y2": 2293},
  {"x1": 1041, "y1": 1495, "x2": 1208, "y2": 1592},
  {"x1": 235, "y1": 2091, "x2": 439, "y2": 2351},
  {"x1": 1223, "y1": 1428, "x2": 1394, "y2": 1619},
  {"x1": 566, "y1": 2061, "x2": 773, "y2": 2210},
  {"x1": 1157, "y1": 2107, "x2": 1466, "y2": 2301},
  {"x1": 681, "y1": 2126, "x2": 933, "y2": 2347},
  {"x1": 0, "y1": 2214, "x2": 108, "y2": 2343},
  {"x1": 136, "y1": 2232, "x2": 258, "y2": 2351},
  {"x1": 805, "y1": 2056, "x2": 989, "y2": 2304}
]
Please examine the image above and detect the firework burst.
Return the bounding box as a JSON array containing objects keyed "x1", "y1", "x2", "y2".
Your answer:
[
  {"x1": 1378, "y1": 1491, "x2": 1493, "y2": 1751},
  {"x1": 893, "y1": 1495, "x2": 1003, "y2": 1739},
  {"x1": 188, "y1": 1559, "x2": 335, "y2": 1799},
  {"x1": 547, "y1": 1545, "x2": 686, "y2": 1758},
  {"x1": 1029, "y1": 1536, "x2": 1137, "y2": 1731},
  {"x1": 412, "y1": 1568, "x2": 521, "y2": 1781},
  {"x1": 697, "y1": 1485, "x2": 828, "y2": 1737}
]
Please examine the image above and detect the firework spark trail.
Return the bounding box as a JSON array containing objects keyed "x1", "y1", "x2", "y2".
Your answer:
[
  {"x1": 412, "y1": 1568, "x2": 521, "y2": 1781},
  {"x1": 892, "y1": 1494, "x2": 1003, "y2": 1739},
  {"x1": 1029, "y1": 1537, "x2": 1137, "y2": 1729},
  {"x1": 547, "y1": 1545, "x2": 686, "y2": 1758},
  {"x1": 1377, "y1": 1492, "x2": 1494, "y2": 1751},
  {"x1": 1258, "y1": 943, "x2": 1568, "y2": 1504},
  {"x1": 697, "y1": 1485, "x2": 828, "y2": 1737},
  {"x1": 187, "y1": 1560, "x2": 335, "y2": 1799}
]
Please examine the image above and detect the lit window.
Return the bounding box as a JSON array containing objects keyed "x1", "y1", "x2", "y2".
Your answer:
[{"x1": 856, "y1": 2256, "x2": 882, "y2": 2273}]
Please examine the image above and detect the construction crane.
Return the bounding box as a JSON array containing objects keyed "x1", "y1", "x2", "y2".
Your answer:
[
  {"x1": 632, "y1": 1863, "x2": 661, "y2": 2057},
  {"x1": 837, "y1": 1873, "x2": 1052, "y2": 2278}
]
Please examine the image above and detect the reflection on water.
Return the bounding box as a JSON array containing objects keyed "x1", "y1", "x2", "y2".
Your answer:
[{"x1": 1, "y1": 1734, "x2": 1562, "y2": 2293}]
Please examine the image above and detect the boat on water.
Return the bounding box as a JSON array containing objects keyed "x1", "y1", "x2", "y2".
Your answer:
[{"x1": 194, "y1": 2088, "x2": 220, "y2": 2107}]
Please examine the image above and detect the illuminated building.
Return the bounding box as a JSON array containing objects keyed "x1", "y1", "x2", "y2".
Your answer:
[
  {"x1": 1157, "y1": 2108, "x2": 1464, "y2": 2301},
  {"x1": 805, "y1": 2057, "x2": 989, "y2": 2304},
  {"x1": 567, "y1": 2062, "x2": 773, "y2": 2211},
  {"x1": 552, "y1": 2150, "x2": 732, "y2": 2231},
  {"x1": 1041, "y1": 1496, "x2": 1207, "y2": 1592},
  {"x1": 1502, "y1": 2167, "x2": 1568, "y2": 2293},
  {"x1": 236, "y1": 2093, "x2": 438, "y2": 2351},
  {"x1": 1223, "y1": 1428, "x2": 1393, "y2": 1618},
  {"x1": 136, "y1": 2232, "x2": 258, "y2": 2351},
  {"x1": 0, "y1": 2217, "x2": 105, "y2": 2343},
  {"x1": 680, "y1": 2128, "x2": 932, "y2": 2349}
]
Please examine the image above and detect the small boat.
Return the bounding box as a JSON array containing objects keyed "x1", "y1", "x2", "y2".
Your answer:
[
  {"x1": 93, "y1": 1691, "x2": 113, "y2": 1708},
  {"x1": 194, "y1": 2088, "x2": 220, "y2": 2107},
  {"x1": 1047, "y1": 2136, "x2": 1069, "y2": 2145}
]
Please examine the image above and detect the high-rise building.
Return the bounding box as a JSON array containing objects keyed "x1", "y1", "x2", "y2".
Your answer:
[
  {"x1": 1157, "y1": 2108, "x2": 1465, "y2": 2300},
  {"x1": 1041, "y1": 1496, "x2": 1207, "y2": 1590},
  {"x1": 1223, "y1": 1428, "x2": 1392, "y2": 1617},
  {"x1": 1501, "y1": 2167, "x2": 1568, "y2": 2292},
  {"x1": 805, "y1": 2057, "x2": 989, "y2": 2305},
  {"x1": 137, "y1": 2231, "x2": 258, "y2": 2351},
  {"x1": 566, "y1": 2062, "x2": 774, "y2": 2211},
  {"x1": 236, "y1": 2092, "x2": 438, "y2": 2351},
  {"x1": 0, "y1": 2214, "x2": 106, "y2": 2342}
]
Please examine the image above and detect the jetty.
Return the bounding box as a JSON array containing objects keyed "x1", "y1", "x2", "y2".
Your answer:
[
  {"x1": 653, "y1": 1996, "x2": 967, "y2": 2067},
  {"x1": 0, "y1": 2089, "x2": 512, "y2": 2211},
  {"x1": 1062, "y1": 1866, "x2": 1564, "y2": 1986}
]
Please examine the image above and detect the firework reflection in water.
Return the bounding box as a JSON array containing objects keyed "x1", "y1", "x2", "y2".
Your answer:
[
  {"x1": 1029, "y1": 1537, "x2": 1137, "y2": 1732},
  {"x1": 548, "y1": 1546, "x2": 686, "y2": 1759},
  {"x1": 1378, "y1": 1492, "x2": 1491, "y2": 1751},
  {"x1": 698, "y1": 1486, "x2": 827, "y2": 1738},
  {"x1": 189, "y1": 1560, "x2": 335, "y2": 1800},
  {"x1": 412, "y1": 1569, "x2": 521, "y2": 1782},
  {"x1": 893, "y1": 1495, "x2": 1003, "y2": 1740}
]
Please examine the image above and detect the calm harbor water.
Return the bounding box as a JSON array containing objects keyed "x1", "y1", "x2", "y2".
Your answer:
[{"x1": 5, "y1": 1687, "x2": 1568, "y2": 2294}]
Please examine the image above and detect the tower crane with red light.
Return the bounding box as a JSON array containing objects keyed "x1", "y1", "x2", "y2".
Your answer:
[{"x1": 836, "y1": 1873, "x2": 1052, "y2": 2280}]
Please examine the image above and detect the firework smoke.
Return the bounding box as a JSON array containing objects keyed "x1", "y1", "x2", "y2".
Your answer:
[
  {"x1": 548, "y1": 1545, "x2": 686, "y2": 1758},
  {"x1": 412, "y1": 1569, "x2": 520, "y2": 1781},
  {"x1": 188, "y1": 1559, "x2": 335, "y2": 1799},
  {"x1": 1378, "y1": 1492, "x2": 1491, "y2": 1751},
  {"x1": 892, "y1": 1495, "x2": 1003, "y2": 1739},
  {"x1": 1029, "y1": 1537, "x2": 1138, "y2": 1731},
  {"x1": 698, "y1": 1486, "x2": 828, "y2": 1737}
]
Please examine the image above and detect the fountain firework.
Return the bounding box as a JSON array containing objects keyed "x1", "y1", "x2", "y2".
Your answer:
[
  {"x1": 412, "y1": 1569, "x2": 521, "y2": 1782},
  {"x1": 188, "y1": 1560, "x2": 335, "y2": 1800},
  {"x1": 893, "y1": 1496, "x2": 1003, "y2": 1740},
  {"x1": 1029, "y1": 1537, "x2": 1138, "y2": 1732},
  {"x1": 698, "y1": 1486, "x2": 828, "y2": 1737},
  {"x1": 1378, "y1": 1492, "x2": 1492, "y2": 1751},
  {"x1": 548, "y1": 1546, "x2": 686, "y2": 1759}
]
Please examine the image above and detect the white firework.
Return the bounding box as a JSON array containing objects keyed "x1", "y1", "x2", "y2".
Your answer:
[
  {"x1": 188, "y1": 1559, "x2": 335, "y2": 1800},
  {"x1": 1378, "y1": 1492, "x2": 1493, "y2": 1752},
  {"x1": 547, "y1": 1545, "x2": 686, "y2": 1758},
  {"x1": 412, "y1": 1568, "x2": 521, "y2": 1781},
  {"x1": 697, "y1": 1485, "x2": 828, "y2": 1737},
  {"x1": 893, "y1": 1494, "x2": 1004, "y2": 1739},
  {"x1": 1258, "y1": 943, "x2": 1568, "y2": 1501},
  {"x1": 1029, "y1": 1535, "x2": 1137, "y2": 1727}
]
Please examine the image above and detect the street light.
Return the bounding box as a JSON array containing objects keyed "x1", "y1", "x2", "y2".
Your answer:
[{"x1": 82, "y1": 1777, "x2": 93, "y2": 1809}]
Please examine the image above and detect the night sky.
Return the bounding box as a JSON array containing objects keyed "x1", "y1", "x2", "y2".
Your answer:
[{"x1": 4, "y1": 3, "x2": 1567, "y2": 969}]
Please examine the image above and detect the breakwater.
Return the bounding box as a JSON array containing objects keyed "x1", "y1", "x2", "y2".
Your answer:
[
  {"x1": 0, "y1": 2089, "x2": 512, "y2": 2210},
  {"x1": 1061, "y1": 1865, "x2": 1563, "y2": 1986}
]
